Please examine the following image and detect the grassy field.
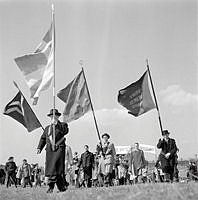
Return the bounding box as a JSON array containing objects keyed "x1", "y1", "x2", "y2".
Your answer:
[{"x1": 0, "y1": 182, "x2": 198, "y2": 200}]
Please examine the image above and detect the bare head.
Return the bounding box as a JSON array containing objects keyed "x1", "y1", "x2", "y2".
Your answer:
[{"x1": 134, "y1": 142, "x2": 139, "y2": 150}]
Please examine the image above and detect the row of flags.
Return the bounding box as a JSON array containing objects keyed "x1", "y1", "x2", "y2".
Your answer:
[
  {"x1": 3, "y1": 9, "x2": 157, "y2": 135},
  {"x1": 4, "y1": 68, "x2": 155, "y2": 133}
]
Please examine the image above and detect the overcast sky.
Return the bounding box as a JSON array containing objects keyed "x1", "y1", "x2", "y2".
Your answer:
[{"x1": 0, "y1": 0, "x2": 197, "y2": 166}]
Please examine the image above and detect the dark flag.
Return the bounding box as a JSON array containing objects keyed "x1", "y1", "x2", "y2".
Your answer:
[
  {"x1": 57, "y1": 70, "x2": 91, "y2": 123},
  {"x1": 118, "y1": 70, "x2": 156, "y2": 116},
  {"x1": 4, "y1": 91, "x2": 42, "y2": 132}
]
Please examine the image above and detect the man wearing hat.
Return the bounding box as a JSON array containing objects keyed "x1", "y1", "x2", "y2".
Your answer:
[
  {"x1": 96, "y1": 133, "x2": 116, "y2": 186},
  {"x1": 157, "y1": 130, "x2": 178, "y2": 182},
  {"x1": 5, "y1": 156, "x2": 17, "y2": 188},
  {"x1": 37, "y1": 108, "x2": 69, "y2": 193}
]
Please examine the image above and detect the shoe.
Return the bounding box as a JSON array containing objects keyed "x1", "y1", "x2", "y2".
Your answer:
[
  {"x1": 57, "y1": 187, "x2": 67, "y2": 193},
  {"x1": 46, "y1": 188, "x2": 53, "y2": 193}
]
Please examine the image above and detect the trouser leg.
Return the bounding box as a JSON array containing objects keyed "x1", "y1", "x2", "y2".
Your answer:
[
  {"x1": 56, "y1": 174, "x2": 67, "y2": 192},
  {"x1": 86, "y1": 178, "x2": 92, "y2": 188},
  {"x1": 46, "y1": 176, "x2": 55, "y2": 193},
  {"x1": 28, "y1": 177, "x2": 32, "y2": 187},
  {"x1": 6, "y1": 175, "x2": 10, "y2": 188}
]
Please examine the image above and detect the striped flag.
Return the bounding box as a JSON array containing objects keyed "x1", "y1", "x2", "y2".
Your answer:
[
  {"x1": 3, "y1": 91, "x2": 42, "y2": 132},
  {"x1": 118, "y1": 70, "x2": 156, "y2": 116},
  {"x1": 57, "y1": 70, "x2": 91, "y2": 123},
  {"x1": 14, "y1": 24, "x2": 53, "y2": 105}
]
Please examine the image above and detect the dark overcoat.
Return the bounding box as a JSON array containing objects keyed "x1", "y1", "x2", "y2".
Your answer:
[
  {"x1": 79, "y1": 151, "x2": 94, "y2": 179},
  {"x1": 157, "y1": 138, "x2": 177, "y2": 174},
  {"x1": 37, "y1": 121, "x2": 68, "y2": 176}
]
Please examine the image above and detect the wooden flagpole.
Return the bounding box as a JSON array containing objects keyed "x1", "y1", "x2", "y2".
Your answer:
[
  {"x1": 52, "y1": 4, "x2": 56, "y2": 150},
  {"x1": 13, "y1": 81, "x2": 44, "y2": 131},
  {"x1": 79, "y1": 60, "x2": 103, "y2": 146},
  {"x1": 146, "y1": 59, "x2": 163, "y2": 135}
]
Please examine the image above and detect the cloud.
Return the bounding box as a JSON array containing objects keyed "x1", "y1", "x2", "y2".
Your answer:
[{"x1": 160, "y1": 85, "x2": 198, "y2": 107}]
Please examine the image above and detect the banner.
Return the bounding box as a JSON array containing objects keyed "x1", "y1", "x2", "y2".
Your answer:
[
  {"x1": 4, "y1": 91, "x2": 42, "y2": 132},
  {"x1": 15, "y1": 24, "x2": 53, "y2": 105},
  {"x1": 118, "y1": 71, "x2": 156, "y2": 116},
  {"x1": 57, "y1": 70, "x2": 91, "y2": 122}
]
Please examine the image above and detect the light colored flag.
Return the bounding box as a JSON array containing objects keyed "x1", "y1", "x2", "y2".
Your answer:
[
  {"x1": 118, "y1": 70, "x2": 156, "y2": 116},
  {"x1": 57, "y1": 70, "x2": 91, "y2": 123},
  {"x1": 14, "y1": 25, "x2": 53, "y2": 105},
  {"x1": 3, "y1": 91, "x2": 42, "y2": 132}
]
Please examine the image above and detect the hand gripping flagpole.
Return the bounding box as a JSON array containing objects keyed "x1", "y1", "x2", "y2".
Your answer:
[
  {"x1": 146, "y1": 59, "x2": 163, "y2": 135},
  {"x1": 52, "y1": 4, "x2": 56, "y2": 151},
  {"x1": 79, "y1": 60, "x2": 103, "y2": 147}
]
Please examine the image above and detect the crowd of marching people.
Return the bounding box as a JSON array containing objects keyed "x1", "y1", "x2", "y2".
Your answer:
[
  {"x1": 0, "y1": 157, "x2": 44, "y2": 188},
  {"x1": 1, "y1": 144, "x2": 197, "y2": 189},
  {"x1": 0, "y1": 109, "x2": 197, "y2": 192}
]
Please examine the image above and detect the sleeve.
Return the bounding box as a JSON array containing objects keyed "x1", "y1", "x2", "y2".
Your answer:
[
  {"x1": 96, "y1": 143, "x2": 102, "y2": 155},
  {"x1": 68, "y1": 146, "x2": 73, "y2": 165},
  {"x1": 78, "y1": 154, "x2": 83, "y2": 167},
  {"x1": 157, "y1": 139, "x2": 163, "y2": 149},
  {"x1": 141, "y1": 151, "x2": 146, "y2": 168},
  {"x1": 60, "y1": 122, "x2": 69, "y2": 136},
  {"x1": 5, "y1": 163, "x2": 8, "y2": 172},
  {"x1": 37, "y1": 127, "x2": 47, "y2": 151},
  {"x1": 170, "y1": 139, "x2": 177, "y2": 156},
  {"x1": 91, "y1": 153, "x2": 95, "y2": 167},
  {"x1": 128, "y1": 153, "x2": 133, "y2": 172},
  {"x1": 14, "y1": 163, "x2": 17, "y2": 171},
  {"x1": 111, "y1": 143, "x2": 116, "y2": 162}
]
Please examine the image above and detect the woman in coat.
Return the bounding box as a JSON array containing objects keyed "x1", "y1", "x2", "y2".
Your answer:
[{"x1": 96, "y1": 133, "x2": 116, "y2": 186}]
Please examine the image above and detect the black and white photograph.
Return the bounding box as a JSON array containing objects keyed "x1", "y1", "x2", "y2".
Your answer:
[{"x1": 0, "y1": 0, "x2": 197, "y2": 199}]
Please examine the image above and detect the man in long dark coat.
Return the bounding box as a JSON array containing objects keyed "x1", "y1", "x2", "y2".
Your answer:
[
  {"x1": 128, "y1": 142, "x2": 147, "y2": 183},
  {"x1": 157, "y1": 130, "x2": 178, "y2": 182},
  {"x1": 37, "y1": 108, "x2": 69, "y2": 193},
  {"x1": 78, "y1": 145, "x2": 94, "y2": 187}
]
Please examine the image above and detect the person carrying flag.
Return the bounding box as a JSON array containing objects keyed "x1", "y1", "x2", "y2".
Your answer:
[
  {"x1": 37, "y1": 108, "x2": 69, "y2": 193},
  {"x1": 157, "y1": 130, "x2": 178, "y2": 182}
]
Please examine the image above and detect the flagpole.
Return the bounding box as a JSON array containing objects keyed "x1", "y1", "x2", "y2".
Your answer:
[
  {"x1": 146, "y1": 59, "x2": 163, "y2": 135},
  {"x1": 79, "y1": 60, "x2": 103, "y2": 146},
  {"x1": 52, "y1": 4, "x2": 56, "y2": 150},
  {"x1": 13, "y1": 81, "x2": 44, "y2": 131}
]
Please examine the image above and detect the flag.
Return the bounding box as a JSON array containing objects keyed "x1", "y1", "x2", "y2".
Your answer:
[
  {"x1": 14, "y1": 24, "x2": 53, "y2": 105},
  {"x1": 4, "y1": 91, "x2": 42, "y2": 132},
  {"x1": 57, "y1": 70, "x2": 91, "y2": 122},
  {"x1": 118, "y1": 70, "x2": 156, "y2": 116}
]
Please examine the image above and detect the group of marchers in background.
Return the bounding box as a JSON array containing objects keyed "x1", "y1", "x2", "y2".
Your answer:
[{"x1": 0, "y1": 110, "x2": 197, "y2": 192}]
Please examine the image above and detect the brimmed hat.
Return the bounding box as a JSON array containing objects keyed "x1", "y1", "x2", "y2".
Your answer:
[
  {"x1": 47, "y1": 108, "x2": 61, "y2": 117},
  {"x1": 102, "y1": 133, "x2": 110, "y2": 139},
  {"x1": 162, "y1": 130, "x2": 170, "y2": 136},
  {"x1": 8, "y1": 156, "x2": 13, "y2": 161}
]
